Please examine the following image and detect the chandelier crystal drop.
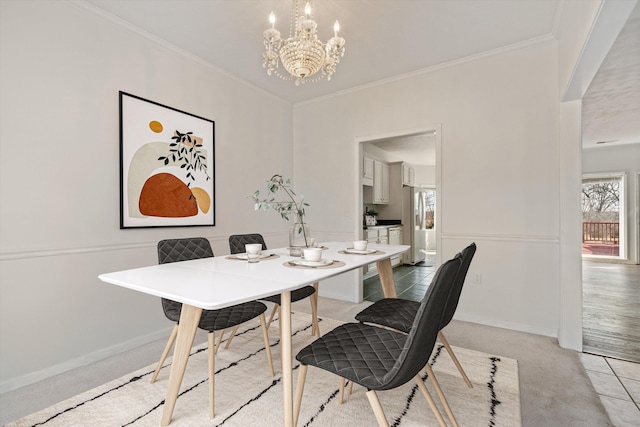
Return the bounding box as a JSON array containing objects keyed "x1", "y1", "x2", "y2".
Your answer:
[{"x1": 263, "y1": 0, "x2": 346, "y2": 86}]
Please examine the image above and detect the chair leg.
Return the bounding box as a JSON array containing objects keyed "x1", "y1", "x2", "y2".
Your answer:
[
  {"x1": 439, "y1": 331, "x2": 473, "y2": 388},
  {"x1": 214, "y1": 329, "x2": 225, "y2": 354},
  {"x1": 224, "y1": 325, "x2": 240, "y2": 350},
  {"x1": 425, "y1": 364, "x2": 458, "y2": 427},
  {"x1": 259, "y1": 313, "x2": 275, "y2": 377},
  {"x1": 310, "y1": 282, "x2": 320, "y2": 337},
  {"x1": 338, "y1": 378, "x2": 355, "y2": 403},
  {"x1": 414, "y1": 374, "x2": 446, "y2": 427},
  {"x1": 266, "y1": 305, "x2": 279, "y2": 330},
  {"x1": 293, "y1": 364, "x2": 308, "y2": 427},
  {"x1": 150, "y1": 324, "x2": 178, "y2": 383},
  {"x1": 365, "y1": 390, "x2": 389, "y2": 427},
  {"x1": 208, "y1": 332, "x2": 215, "y2": 419}
]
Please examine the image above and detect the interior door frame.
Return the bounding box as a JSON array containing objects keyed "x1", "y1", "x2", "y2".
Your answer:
[{"x1": 355, "y1": 124, "x2": 442, "y2": 265}]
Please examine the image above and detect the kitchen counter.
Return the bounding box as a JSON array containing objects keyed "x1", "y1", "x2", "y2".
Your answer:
[
  {"x1": 363, "y1": 225, "x2": 404, "y2": 271},
  {"x1": 364, "y1": 221, "x2": 403, "y2": 230}
]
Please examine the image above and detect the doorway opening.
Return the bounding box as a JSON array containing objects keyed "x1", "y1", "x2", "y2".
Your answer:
[
  {"x1": 581, "y1": 171, "x2": 640, "y2": 362},
  {"x1": 357, "y1": 127, "x2": 441, "y2": 302}
]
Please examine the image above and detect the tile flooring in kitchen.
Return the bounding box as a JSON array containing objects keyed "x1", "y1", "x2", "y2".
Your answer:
[
  {"x1": 363, "y1": 259, "x2": 437, "y2": 303},
  {"x1": 364, "y1": 256, "x2": 640, "y2": 426}
]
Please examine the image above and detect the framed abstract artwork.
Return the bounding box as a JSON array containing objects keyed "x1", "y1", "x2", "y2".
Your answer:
[{"x1": 119, "y1": 92, "x2": 215, "y2": 228}]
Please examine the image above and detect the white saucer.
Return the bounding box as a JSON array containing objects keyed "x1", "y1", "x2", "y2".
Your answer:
[
  {"x1": 291, "y1": 259, "x2": 333, "y2": 267},
  {"x1": 235, "y1": 253, "x2": 273, "y2": 260},
  {"x1": 344, "y1": 248, "x2": 377, "y2": 254}
]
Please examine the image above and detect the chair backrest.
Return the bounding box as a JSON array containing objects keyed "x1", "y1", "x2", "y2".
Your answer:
[
  {"x1": 157, "y1": 237, "x2": 214, "y2": 321},
  {"x1": 440, "y1": 242, "x2": 476, "y2": 329},
  {"x1": 380, "y1": 254, "x2": 462, "y2": 390},
  {"x1": 157, "y1": 237, "x2": 214, "y2": 264},
  {"x1": 228, "y1": 234, "x2": 267, "y2": 255}
]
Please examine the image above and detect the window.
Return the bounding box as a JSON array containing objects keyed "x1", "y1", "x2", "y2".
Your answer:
[{"x1": 582, "y1": 173, "x2": 626, "y2": 259}]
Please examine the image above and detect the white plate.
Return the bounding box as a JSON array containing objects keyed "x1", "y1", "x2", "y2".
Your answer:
[
  {"x1": 235, "y1": 253, "x2": 273, "y2": 260},
  {"x1": 344, "y1": 249, "x2": 377, "y2": 254},
  {"x1": 291, "y1": 259, "x2": 334, "y2": 267}
]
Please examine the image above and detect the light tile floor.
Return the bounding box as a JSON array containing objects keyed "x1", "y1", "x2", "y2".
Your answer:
[{"x1": 580, "y1": 352, "x2": 640, "y2": 426}]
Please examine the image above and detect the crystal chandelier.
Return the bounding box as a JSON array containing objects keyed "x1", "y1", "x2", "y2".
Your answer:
[{"x1": 263, "y1": 0, "x2": 346, "y2": 86}]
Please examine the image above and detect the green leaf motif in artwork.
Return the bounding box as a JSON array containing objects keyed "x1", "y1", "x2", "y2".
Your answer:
[{"x1": 157, "y1": 130, "x2": 211, "y2": 183}]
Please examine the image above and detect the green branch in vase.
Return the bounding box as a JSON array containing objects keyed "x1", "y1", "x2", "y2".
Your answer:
[{"x1": 249, "y1": 174, "x2": 311, "y2": 246}]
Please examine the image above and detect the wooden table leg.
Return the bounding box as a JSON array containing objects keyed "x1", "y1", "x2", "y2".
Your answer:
[
  {"x1": 161, "y1": 304, "x2": 202, "y2": 426},
  {"x1": 280, "y1": 291, "x2": 293, "y2": 427},
  {"x1": 377, "y1": 258, "x2": 398, "y2": 298},
  {"x1": 310, "y1": 282, "x2": 320, "y2": 337}
]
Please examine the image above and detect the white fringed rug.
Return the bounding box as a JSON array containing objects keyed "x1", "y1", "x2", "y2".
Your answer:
[{"x1": 7, "y1": 313, "x2": 520, "y2": 426}]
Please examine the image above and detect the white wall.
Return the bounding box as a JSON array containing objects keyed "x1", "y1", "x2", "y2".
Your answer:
[
  {"x1": 293, "y1": 41, "x2": 562, "y2": 336},
  {"x1": 582, "y1": 144, "x2": 640, "y2": 263},
  {"x1": 0, "y1": 1, "x2": 293, "y2": 392},
  {"x1": 414, "y1": 165, "x2": 436, "y2": 187}
]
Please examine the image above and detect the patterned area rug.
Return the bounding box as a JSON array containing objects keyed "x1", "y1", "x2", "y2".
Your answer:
[{"x1": 7, "y1": 313, "x2": 520, "y2": 426}]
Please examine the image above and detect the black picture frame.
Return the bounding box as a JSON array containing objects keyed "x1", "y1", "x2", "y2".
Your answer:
[{"x1": 119, "y1": 91, "x2": 215, "y2": 228}]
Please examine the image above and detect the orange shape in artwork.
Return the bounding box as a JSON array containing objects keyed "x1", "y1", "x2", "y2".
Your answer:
[
  {"x1": 191, "y1": 187, "x2": 211, "y2": 214},
  {"x1": 139, "y1": 173, "x2": 198, "y2": 218},
  {"x1": 149, "y1": 120, "x2": 163, "y2": 133}
]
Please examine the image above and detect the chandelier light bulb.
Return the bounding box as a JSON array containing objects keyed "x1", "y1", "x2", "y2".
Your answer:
[
  {"x1": 269, "y1": 11, "x2": 276, "y2": 28},
  {"x1": 334, "y1": 20, "x2": 340, "y2": 36},
  {"x1": 305, "y1": 2, "x2": 311, "y2": 17}
]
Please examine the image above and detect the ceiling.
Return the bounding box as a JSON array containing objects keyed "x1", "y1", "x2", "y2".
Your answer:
[
  {"x1": 369, "y1": 132, "x2": 436, "y2": 166},
  {"x1": 582, "y1": 2, "x2": 640, "y2": 149},
  {"x1": 83, "y1": 0, "x2": 639, "y2": 154}
]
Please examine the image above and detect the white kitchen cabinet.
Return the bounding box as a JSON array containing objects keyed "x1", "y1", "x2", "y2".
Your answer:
[
  {"x1": 402, "y1": 163, "x2": 415, "y2": 186},
  {"x1": 363, "y1": 227, "x2": 396, "y2": 275},
  {"x1": 362, "y1": 156, "x2": 374, "y2": 187},
  {"x1": 365, "y1": 227, "x2": 388, "y2": 244},
  {"x1": 388, "y1": 226, "x2": 403, "y2": 267},
  {"x1": 373, "y1": 161, "x2": 389, "y2": 204},
  {"x1": 363, "y1": 156, "x2": 374, "y2": 180}
]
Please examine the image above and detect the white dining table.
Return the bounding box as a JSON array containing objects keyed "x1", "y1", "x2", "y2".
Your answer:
[{"x1": 98, "y1": 242, "x2": 409, "y2": 426}]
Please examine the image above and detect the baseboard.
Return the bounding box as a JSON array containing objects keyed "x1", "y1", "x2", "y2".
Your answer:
[
  {"x1": 453, "y1": 312, "x2": 558, "y2": 339},
  {"x1": 0, "y1": 326, "x2": 174, "y2": 394},
  {"x1": 318, "y1": 289, "x2": 360, "y2": 303}
]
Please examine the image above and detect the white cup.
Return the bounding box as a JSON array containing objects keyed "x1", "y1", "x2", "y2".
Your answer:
[
  {"x1": 245, "y1": 244, "x2": 262, "y2": 263},
  {"x1": 303, "y1": 247, "x2": 322, "y2": 262},
  {"x1": 353, "y1": 240, "x2": 368, "y2": 251}
]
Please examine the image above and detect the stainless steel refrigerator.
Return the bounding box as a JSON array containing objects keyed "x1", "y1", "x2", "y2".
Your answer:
[{"x1": 402, "y1": 186, "x2": 435, "y2": 264}]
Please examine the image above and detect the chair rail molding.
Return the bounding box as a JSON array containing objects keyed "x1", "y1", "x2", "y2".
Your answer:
[
  {"x1": 0, "y1": 232, "x2": 289, "y2": 261},
  {"x1": 442, "y1": 232, "x2": 559, "y2": 244}
]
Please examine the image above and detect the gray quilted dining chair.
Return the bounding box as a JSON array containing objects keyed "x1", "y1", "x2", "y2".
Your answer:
[
  {"x1": 229, "y1": 233, "x2": 320, "y2": 337},
  {"x1": 150, "y1": 237, "x2": 274, "y2": 420},
  {"x1": 348, "y1": 242, "x2": 477, "y2": 427},
  {"x1": 293, "y1": 254, "x2": 463, "y2": 427}
]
